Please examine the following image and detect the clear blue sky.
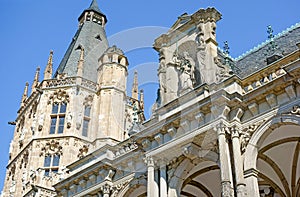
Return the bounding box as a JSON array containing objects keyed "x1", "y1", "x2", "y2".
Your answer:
[{"x1": 0, "y1": 0, "x2": 299, "y2": 190}]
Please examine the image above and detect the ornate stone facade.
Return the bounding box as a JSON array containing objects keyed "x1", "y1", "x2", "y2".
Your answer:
[{"x1": 2, "y1": 1, "x2": 300, "y2": 197}]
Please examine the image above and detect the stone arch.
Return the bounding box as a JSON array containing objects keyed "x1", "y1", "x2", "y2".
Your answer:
[
  {"x1": 117, "y1": 177, "x2": 147, "y2": 197},
  {"x1": 168, "y1": 154, "x2": 221, "y2": 197},
  {"x1": 244, "y1": 114, "x2": 300, "y2": 197}
]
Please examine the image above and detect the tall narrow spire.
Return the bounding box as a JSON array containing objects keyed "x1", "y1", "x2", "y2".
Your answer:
[
  {"x1": 31, "y1": 67, "x2": 40, "y2": 93},
  {"x1": 132, "y1": 70, "x2": 139, "y2": 100},
  {"x1": 44, "y1": 50, "x2": 53, "y2": 80},
  {"x1": 77, "y1": 47, "x2": 85, "y2": 77}
]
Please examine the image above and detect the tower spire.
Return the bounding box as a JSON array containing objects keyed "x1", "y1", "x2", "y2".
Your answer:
[
  {"x1": 31, "y1": 67, "x2": 40, "y2": 93},
  {"x1": 132, "y1": 70, "x2": 139, "y2": 100},
  {"x1": 44, "y1": 50, "x2": 53, "y2": 80}
]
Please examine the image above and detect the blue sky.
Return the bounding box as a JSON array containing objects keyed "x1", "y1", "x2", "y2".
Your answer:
[{"x1": 0, "y1": 0, "x2": 299, "y2": 190}]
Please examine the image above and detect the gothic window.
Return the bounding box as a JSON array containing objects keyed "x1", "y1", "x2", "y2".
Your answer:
[
  {"x1": 43, "y1": 154, "x2": 60, "y2": 176},
  {"x1": 82, "y1": 106, "x2": 91, "y2": 137},
  {"x1": 50, "y1": 102, "x2": 67, "y2": 134}
]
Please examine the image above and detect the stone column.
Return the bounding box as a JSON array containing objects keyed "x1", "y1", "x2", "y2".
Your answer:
[
  {"x1": 216, "y1": 124, "x2": 234, "y2": 197},
  {"x1": 146, "y1": 156, "x2": 159, "y2": 197},
  {"x1": 231, "y1": 126, "x2": 247, "y2": 196},
  {"x1": 160, "y1": 164, "x2": 168, "y2": 197},
  {"x1": 244, "y1": 144, "x2": 260, "y2": 197}
]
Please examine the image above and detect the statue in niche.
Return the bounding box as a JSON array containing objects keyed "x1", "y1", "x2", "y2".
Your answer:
[
  {"x1": 31, "y1": 116, "x2": 37, "y2": 135},
  {"x1": 38, "y1": 113, "x2": 45, "y2": 131},
  {"x1": 196, "y1": 31, "x2": 208, "y2": 84},
  {"x1": 9, "y1": 180, "x2": 16, "y2": 194},
  {"x1": 66, "y1": 112, "x2": 72, "y2": 129},
  {"x1": 19, "y1": 128, "x2": 28, "y2": 146},
  {"x1": 22, "y1": 171, "x2": 27, "y2": 190},
  {"x1": 76, "y1": 112, "x2": 83, "y2": 130},
  {"x1": 178, "y1": 52, "x2": 195, "y2": 91}
]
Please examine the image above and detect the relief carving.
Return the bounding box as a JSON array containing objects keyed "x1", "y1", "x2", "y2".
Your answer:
[
  {"x1": 40, "y1": 140, "x2": 63, "y2": 156},
  {"x1": 240, "y1": 120, "x2": 266, "y2": 153},
  {"x1": 48, "y1": 89, "x2": 70, "y2": 104},
  {"x1": 77, "y1": 145, "x2": 89, "y2": 159}
]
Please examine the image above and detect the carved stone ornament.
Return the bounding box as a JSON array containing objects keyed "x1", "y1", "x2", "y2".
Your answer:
[
  {"x1": 290, "y1": 105, "x2": 300, "y2": 115},
  {"x1": 221, "y1": 181, "x2": 234, "y2": 197},
  {"x1": 48, "y1": 89, "x2": 70, "y2": 105},
  {"x1": 40, "y1": 140, "x2": 63, "y2": 156},
  {"x1": 77, "y1": 145, "x2": 89, "y2": 159},
  {"x1": 83, "y1": 95, "x2": 94, "y2": 106},
  {"x1": 111, "y1": 179, "x2": 131, "y2": 197},
  {"x1": 240, "y1": 120, "x2": 266, "y2": 153},
  {"x1": 100, "y1": 183, "x2": 112, "y2": 195}
]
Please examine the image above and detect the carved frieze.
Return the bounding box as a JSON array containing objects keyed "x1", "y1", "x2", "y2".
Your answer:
[
  {"x1": 48, "y1": 89, "x2": 70, "y2": 104},
  {"x1": 40, "y1": 140, "x2": 63, "y2": 156}
]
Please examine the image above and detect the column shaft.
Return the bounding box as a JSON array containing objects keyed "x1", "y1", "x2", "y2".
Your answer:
[{"x1": 217, "y1": 126, "x2": 234, "y2": 197}]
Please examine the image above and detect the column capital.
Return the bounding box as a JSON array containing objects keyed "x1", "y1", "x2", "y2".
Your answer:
[
  {"x1": 100, "y1": 183, "x2": 111, "y2": 195},
  {"x1": 221, "y1": 181, "x2": 234, "y2": 197},
  {"x1": 230, "y1": 125, "x2": 240, "y2": 139},
  {"x1": 144, "y1": 156, "x2": 156, "y2": 167}
]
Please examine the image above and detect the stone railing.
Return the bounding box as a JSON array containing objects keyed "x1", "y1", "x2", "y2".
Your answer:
[
  {"x1": 42, "y1": 77, "x2": 98, "y2": 91},
  {"x1": 43, "y1": 77, "x2": 77, "y2": 88}
]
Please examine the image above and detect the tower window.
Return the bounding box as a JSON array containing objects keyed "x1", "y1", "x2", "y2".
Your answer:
[
  {"x1": 82, "y1": 106, "x2": 91, "y2": 137},
  {"x1": 43, "y1": 154, "x2": 60, "y2": 177},
  {"x1": 50, "y1": 102, "x2": 67, "y2": 134}
]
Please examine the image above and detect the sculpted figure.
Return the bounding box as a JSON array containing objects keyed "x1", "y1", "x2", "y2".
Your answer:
[{"x1": 179, "y1": 52, "x2": 195, "y2": 91}]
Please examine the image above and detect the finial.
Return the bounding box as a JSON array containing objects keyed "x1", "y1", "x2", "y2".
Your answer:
[
  {"x1": 131, "y1": 70, "x2": 139, "y2": 100},
  {"x1": 223, "y1": 41, "x2": 230, "y2": 66},
  {"x1": 44, "y1": 50, "x2": 53, "y2": 80},
  {"x1": 267, "y1": 25, "x2": 274, "y2": 40},
  {"x1": 21, "y1": 82, "x2": 29, "y2": 106},
  {"x1": 265, "y1": 25, "x2": 279, "y2": 56},
  {"x1": 223, "y1": 41, "x2": 230, "y2": 56},
  {"x1": 31, "y1": 67, "x2": 40, "y2": 93},
  {"x1": 140, "y1": 89, "x2": 144, "y2": 111}
]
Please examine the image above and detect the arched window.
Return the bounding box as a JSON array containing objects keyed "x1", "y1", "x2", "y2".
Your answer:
[{"x1": 50, "y1": 102, "x2": 67, "y2": 134}]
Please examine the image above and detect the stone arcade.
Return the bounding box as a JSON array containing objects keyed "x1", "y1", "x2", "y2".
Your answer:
[{"x1": 2, "y1": 1, "x2": 300, "y2": 197}]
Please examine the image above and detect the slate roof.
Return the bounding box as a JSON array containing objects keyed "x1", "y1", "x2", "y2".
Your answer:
[
  {"x1": 232, "y1": 23, "x2": 300, "y2": 78},
  {"x1": 54, "y1": 1, "x2": 108, "y2": 83}
]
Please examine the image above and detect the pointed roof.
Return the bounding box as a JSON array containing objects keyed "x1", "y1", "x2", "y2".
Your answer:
[
  {"x1": 54, "y1": 0, "x2": 109, "y2": 83},
  {"x1": 78, "y1": 0, "x2": 107, "y2": 23}
]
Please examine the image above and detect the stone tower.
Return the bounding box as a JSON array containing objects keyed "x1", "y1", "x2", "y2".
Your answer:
[{"x1": 1, "y1": 1, "x2": 142, "y2": 196}]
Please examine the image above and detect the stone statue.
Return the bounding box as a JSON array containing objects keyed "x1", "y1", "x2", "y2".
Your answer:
[
  {"x1": 38, "y1": 113, "x2": 45, "y2": 131},
  {"x1": 214, "y1": 57, "x2": 233, "y2": 82},
  {"x1": 31, "y1": 116, "x2": 37, "y2": 135},
  {"x1": 179, "y1": 52, "x2": 195, "y2": 92},
  {"x1": 66, "y1": 112, "x2": 72, "y2": 128}
]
